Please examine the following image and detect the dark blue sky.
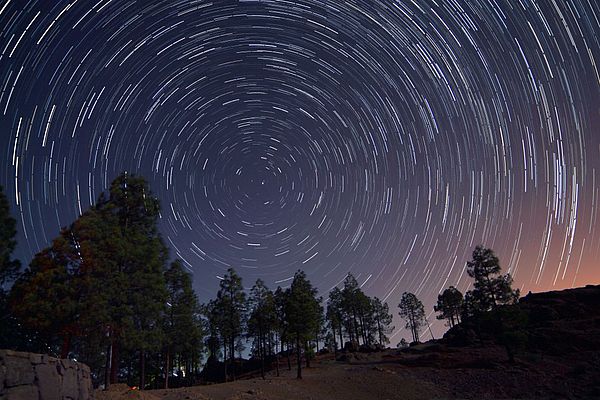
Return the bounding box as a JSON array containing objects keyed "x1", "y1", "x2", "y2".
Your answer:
[{"x1": 1, "y1": 0, "x2": 600, "y2": 340}]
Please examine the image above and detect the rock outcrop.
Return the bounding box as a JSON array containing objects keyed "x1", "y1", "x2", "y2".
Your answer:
[{"x1": 0, "y1": 350, "x2": 93, "y2": 400}]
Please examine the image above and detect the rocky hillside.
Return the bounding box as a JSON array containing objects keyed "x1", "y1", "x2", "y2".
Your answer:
[{"x1": 444, "y1": 284, "x2": 600, "y2": 353}]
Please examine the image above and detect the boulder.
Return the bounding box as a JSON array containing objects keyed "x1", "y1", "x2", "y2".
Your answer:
[
  {"x1": 34, "y1": 363, "x2": 61, "y2": 400},
  {"x1": 78, "y1": 370, "x2": 92, "y2": 400},
  {"x1": 3, "y1": 385, "x2": 39, "y2": 400},
  {"x1": 61, "y1": 365, "x2": 78, "y2": 400},
  {"x1": 4, "y1": 355, "x2": 35, "y2": 387},
  {"x1": 29, "y1": 354, "x2": 43, "y2": 365},
  {"x1": 0, "y1": 350, "x2": 93, "y2": 400}
]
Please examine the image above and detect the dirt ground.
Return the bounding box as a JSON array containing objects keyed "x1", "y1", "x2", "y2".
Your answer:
[
  {"x1": 147, "y1": 358, "x2": 444, "y2": 400},
  {"x1": 95, "y1": 343, "x2": 600, "y2": 400}
]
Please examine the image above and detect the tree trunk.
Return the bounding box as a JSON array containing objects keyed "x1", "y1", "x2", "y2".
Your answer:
[
  {"x1": 352, "y1": 310, "x2": 360, "y2": 345},
  {"x1": 110, "y1": 339, "x2": 119, "y2": 384},
  {"x1": 410, "y1": 316, "x2": 417, "y2": 343},
  {"x1": 486, "y1": 275, "x2": 497, "y2": 309},
  {"x1": 104, "y1": 342, "x2": 111, "y2": 390},
  {"x1": 230, "y1": 337, "x2": 236, "y2": 381},
  {"x1": 286, "y1": 342, "x2": 291, "y2": 371},
  {"x1": 296, "y1": 333, "x2": 302, "y2": 379},
  {"x1": 333, "y1": 328, "x2": 338, "y2": 357},
  {"x1": 305, "y1": 341, "x2": 310, "y2": 368},
  {"x1": 259, "y1": 325, "x2": 265, "y2": 379},
  {"x1": 358, "y1": 314, "x2": 367, "y2": 345},
  {"x1": 164, "y1": 349, "x2": 170, "y2": 389},
  {"x1": 223, "y1": 342, "x2": 228, "y2": 382},
  {"x1": 139, "y1": 350, "x2": 146, "y2": 390}
]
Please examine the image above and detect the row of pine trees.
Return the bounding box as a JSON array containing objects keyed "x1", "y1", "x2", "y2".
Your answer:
[
  {"x1": 203, "y1": 268, "x2": 395, "y2": 382},
  {"x1": 0, "y1": 173, "x2": 519, "y2": 389}
]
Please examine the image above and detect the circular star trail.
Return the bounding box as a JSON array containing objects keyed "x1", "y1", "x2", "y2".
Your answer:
[{"x1": 1, "y1": 0, "x2": 600, "y2": 337}]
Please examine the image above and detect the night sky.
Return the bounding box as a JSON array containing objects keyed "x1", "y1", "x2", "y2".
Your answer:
[{"x1": 1, "y1": 0, "x2": 599, "y2": 340}]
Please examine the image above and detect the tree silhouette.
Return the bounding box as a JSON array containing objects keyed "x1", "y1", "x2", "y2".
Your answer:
[
  {"x1": 324, "y1": 278, "x2": 393, "y2": 351},
  {"x1": 465, "y1": 246, "x2": 520, "y2": 314},
  {"x1": 341, "y1": 274, "x2": 362, "y2": 345},
  {"x1": 371, "y1": 297, "x2": 394, "y2": 347},
  {"x1": 285, "y1": 270, "x2": 321, "y2": 379},
  {"x1": 326, "y1": 287, "x2": 344, "y2": 353},
  {"x1": 0, "y1": 185, "x2": 22, "y2": 349},
  {"x1": 163, "y1": 260, "x2": 202, "y2": 388},
  {"x1": 248, "y1": 279, "x2": 276, "y2": 380},
  {"x1": 203, "y1": 298, "x2": 226, "y2": 380},
  {"x1": 0, "y1": 185, "x2": 20, "y2": 288},
  {"x1": 273, "y1": 286, "x2": 289, "y2": 375},
  {"x1": 398, "y1": 292, "x2": 425, "y2": 343},
  {"x1": 215, "y1": 268, "x2": 247, "y2": 380},
  {"x1": 434, "y1": 286, "x2": 463, "y2": 327}
]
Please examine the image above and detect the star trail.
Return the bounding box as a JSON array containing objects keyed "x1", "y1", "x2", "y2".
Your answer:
[{"x1": 1, "y1": 0, "x2": 600, "y2": 337}]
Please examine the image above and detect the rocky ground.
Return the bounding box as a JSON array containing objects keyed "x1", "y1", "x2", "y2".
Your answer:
[{"x1": 95, "y1": 343, "x2": 599, "y2": 400}]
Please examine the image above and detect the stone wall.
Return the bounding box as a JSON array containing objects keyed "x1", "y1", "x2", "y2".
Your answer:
[{"x1": 0, "y1": 350, "x2": 93, "y2": 400}]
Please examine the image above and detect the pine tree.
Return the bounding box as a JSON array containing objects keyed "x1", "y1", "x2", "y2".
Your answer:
[
  {"x1": 398, "y1": 292, "x2": 425, "y2": 343},
  {"x1": 465, "y1": 246, "x2": 520, "y2": 313},
  {"x1": 71, "y1": 201, "x2": 130, "y2": 388},
  {"x1": 247, "y1": 279, "x2": 275, "y2": 380},
  {"x1": 0, "y1": 185, "x2": 20, "y2": 288},
  {"x1": 273, "y1": 286, "x2": 289, "y2": 375},
  {"x1": 434, "y1": 286, "x2": 464, "y2": 327},
  {"x1": 215, "y1": 268, "x2": 246, "y2": 380},
  {"x1": 285, "y1": 270, "x2": 321, "y2": 379},
  {"x1": 9, "y1": 229, "x2": 81, "y2": 358},
  {"x1": 8, "y1": 174, "x2": 172, "y2": 387},
  {"x1": 203, "y1": 299, "x2": 225, "y2": 379},
  {"x1": 341, "y1": 274, "x2": 362, "y2": 345},
  {"x1": 326, "y1": 287, "x2": 344, "y2": 352},
  {"x1": 106, "y1": 174, "x2": 168, "y2": 390},
  {"x1": 371, "y1": 297, "x2": 394, "y2": 347},
  {"x1": 0, "y1": 185, "x2": 22, "y2": 348},
  {"x1": 163, "y1": 260, "x2": 202, "y2": 388}
]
